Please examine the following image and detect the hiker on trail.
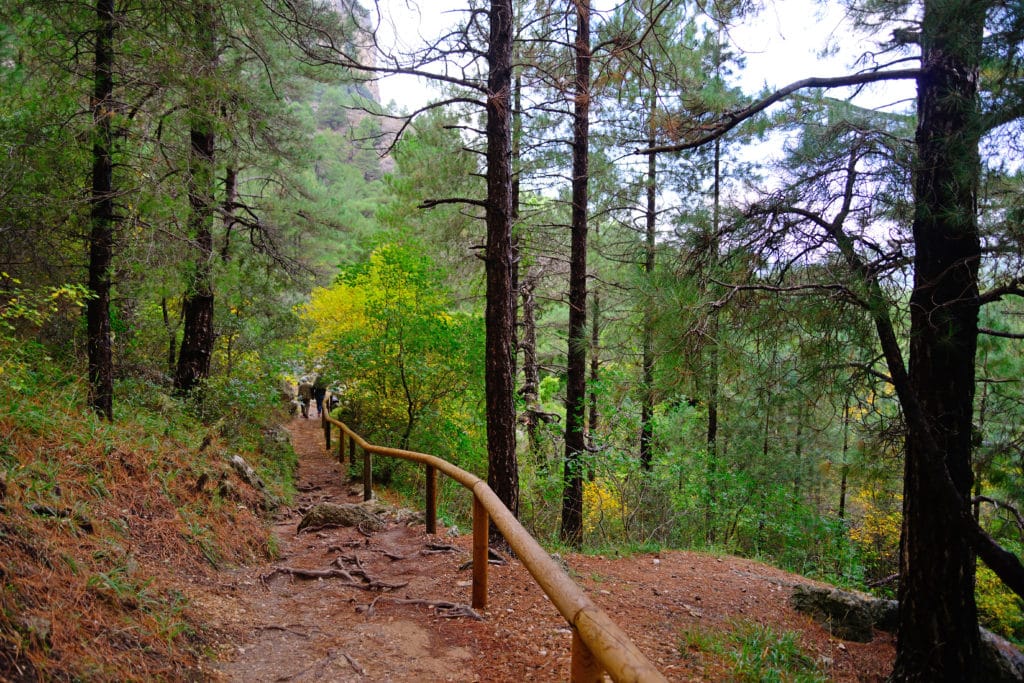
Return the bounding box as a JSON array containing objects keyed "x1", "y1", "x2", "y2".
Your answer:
[
  {"x1": 297, "y1": 377, "x2": 313, "y2": 418},
  {"x1": 312, "y1": 375, "x2": 327, "y2": 417}
]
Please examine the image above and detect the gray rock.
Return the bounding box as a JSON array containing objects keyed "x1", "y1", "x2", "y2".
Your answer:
[
  {"x1": 790, "y1": 583, "x2": 1024, "y2": 680},
  {"x1": 228, "y1": 455, "x2": 280, "y2": 510},
  {"x1": 981, "y1": 628, "x2": 1024, "y2": 683},
  {"x1": 297, "y1": 502, "x2": 386, "y2": 533},
  {"x1": 789, "y1": 584, "x2": 876, "y2": 642}
]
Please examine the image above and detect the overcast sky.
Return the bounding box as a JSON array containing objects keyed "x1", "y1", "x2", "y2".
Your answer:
[{"x1": 372, "y1": 1, "x2": 916, "y2": 113}]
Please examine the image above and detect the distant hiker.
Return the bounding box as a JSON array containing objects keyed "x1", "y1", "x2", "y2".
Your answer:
[
  {"x1": 312, "y1": 375, "x2": 327, "y2": 417},
  {"x1": 297, "y1": 377, "x2": 313, "y2": 418}
]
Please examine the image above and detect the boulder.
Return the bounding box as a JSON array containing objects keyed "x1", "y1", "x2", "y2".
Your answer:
[
  {"x1": 981, "y1": 629, "x2": 1024, "y2": 683},
  {"x1": 791, "y1": 583, "x2": 1024, "y2": 681},
  {"x1": 790, "y1": 584, "x2": 876, "y2": 642},
  {"x1": 297, "y1": 502, "x2": 387, "y2": 533}
]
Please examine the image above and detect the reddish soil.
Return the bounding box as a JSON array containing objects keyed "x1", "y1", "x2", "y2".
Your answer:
[{"x1": 186, "y1": 415, "x2": 895, "y2": 682}]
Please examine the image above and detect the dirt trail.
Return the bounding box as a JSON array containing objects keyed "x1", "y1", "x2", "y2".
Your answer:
[
  {"x1": 188, "y1": 414, "x2": 895, "y2": 682},
  {"x1": 192, "y1": 414, "x2": 494, "y2": 682}
]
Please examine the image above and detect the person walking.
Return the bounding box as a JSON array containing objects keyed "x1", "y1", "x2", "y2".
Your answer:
[
  {"x1": 312, "y1": 375, "x2": 327, "y2": 417},
  {"x1": 297, "y1": 377, "x2": 313, "y2": 418}
]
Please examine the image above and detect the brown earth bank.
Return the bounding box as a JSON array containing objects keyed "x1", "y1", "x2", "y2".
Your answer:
[{"x1": 184, "y1": 414, "x2": 895, "y2": 682}]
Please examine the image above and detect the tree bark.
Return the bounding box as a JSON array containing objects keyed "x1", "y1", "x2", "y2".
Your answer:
[
  {"x1": 892, "y1": 1, "x2": 985, "y2": 679},
  {"x1": 519, "y1": 277, "x2": 541, "y2": 457},
  {"x1": 703, "y1": 136, "x2": 721, "y2": 542},
  {"x1": 86, "y1": 0, "x2": 115, "y2": 421},
  {"x1": 560, "y1": 0, "x2": 590, "y2": 548},
  {"x1": 484, "y1": 0, "x2": 519, "y2": 541},
  {"x1": 587, "y1": 283, "x2": 599, "y2": 481},
  {"x1": 639, "y1": 85, "x2": 656, "y2": 472},
  {"x1": 175, "y1": 3, "x2": 218, "y2": 398},
  {"x1": 220, "y1": 165, "x2": 237, "y2": 263}
]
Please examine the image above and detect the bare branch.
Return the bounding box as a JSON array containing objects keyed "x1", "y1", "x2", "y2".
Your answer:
[
  {"x1": 418, "y1": 197, "x2": 486, "y2": 210},
  {"x1": 974, "y1": 496, "x2": 1024, "y2": 534},
  {"x1": 979, "y1": 327, "x2": 1024, "y2": 340},
  {"x1": 635, "y1": 69, "x2": 921, "y2": 155}
]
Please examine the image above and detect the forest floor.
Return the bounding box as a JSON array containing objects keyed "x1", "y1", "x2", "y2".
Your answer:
[{"x1": 186, "y1": 414, "x2": 895, "y2": 682}]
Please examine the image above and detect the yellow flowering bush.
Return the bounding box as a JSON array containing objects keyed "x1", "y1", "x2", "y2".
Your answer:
[{"x1": 583, "y1": 479, "x2": 626, "y2": 536}]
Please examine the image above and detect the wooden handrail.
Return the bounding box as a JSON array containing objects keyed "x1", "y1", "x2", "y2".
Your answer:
[{"x1": 322, "y1": 413, "x2": 667, "y2": 683}]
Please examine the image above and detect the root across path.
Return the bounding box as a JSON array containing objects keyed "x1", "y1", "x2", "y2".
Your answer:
[{"x1": 188, "y1": 415, "x2": 895, "y2": 682}]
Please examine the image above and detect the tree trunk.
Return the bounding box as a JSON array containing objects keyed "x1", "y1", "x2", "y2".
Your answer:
[
  {"x1": 86, "y1": 0, "x2": 115, "y2": 421},
  {"x1": 519, "y1": 277, "x2": 541, "y2": 458},
  {"x1": 639, "y1": 87, "x2": 657, "y2": 471},
  {"x1": 161, "y1": 297, "x2": 177, "y2": 374},
  {"x1": 560, "y1": 0, "x2": 590, "y2": 548},
  {"x1": 587, "y1": 278, "x2": 599, "y2": 482},
  {"x1": 220, "y1": 165, "x2": 237, "y2": 263},
  {"x1": 704, "y1": 136, "x2": 722, "y2": 542},
  {"x1": 892, "y1": 1, "x2": 985, "y2": 679},
  {"x1": 174, "y1": 3, "x2": 218, "y2": 398},
  {"x1": 484, "y1": 0, "x2": 519, "y2": 542},
  {"x1": 839, "y1": 397, "x2": 850, "y2": 521},
  {"x1": 510, "y1": 70, "x2": 522, "y2": 386}
]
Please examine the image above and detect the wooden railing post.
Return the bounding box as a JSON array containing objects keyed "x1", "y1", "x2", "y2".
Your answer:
[
  {"x1": 323, "y1": 413, "x2": 331, "y2": 451},
  {"x1": 571, "y1": 630, "x2": 604, "y2": 683},
  {"x1": 425, "y1": 465, "x2": 437, "y2": 535},
  {"x1": 363, "y1": 446, "x2": 372, "y2": 501},
  {"x1": 338, "y1": 430, "x2": 346, "y2": 465},
  {"x1": 471, "y1": 492, "x2": 488, "y2": 610}
]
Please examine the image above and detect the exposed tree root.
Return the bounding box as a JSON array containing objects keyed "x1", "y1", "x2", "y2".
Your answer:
[
  {"x1": 259, "y1": 565, "x2": 408, "y2": 591},
  {"x1": 255, "y1": 624, "x2": 309, "y2": 638},
  {"x1": 358, "y1": 595, "x2": 484, "y2": 620}
]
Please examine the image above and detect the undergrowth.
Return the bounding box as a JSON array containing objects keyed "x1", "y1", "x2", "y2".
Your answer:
[
  {"x1": 0, "y1": 355, "x2": 296, "y2": 681},
  {"x1": 679, "y1": 618, "x2": 829, "y2": 682}
]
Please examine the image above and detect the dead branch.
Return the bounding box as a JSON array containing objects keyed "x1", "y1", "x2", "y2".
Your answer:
[
  {"x1": 425, "y1": 542, "x2": 460, "y2": 552},
  {"x1": 867, "y1": 573, "x2": 899, "y2": 588},
  {"x1": 342, "y1": 652, "x2": 364, "y2": 675},
  {"x1": 974, "y1": 495, "x2": 1024, "y2": 533}
]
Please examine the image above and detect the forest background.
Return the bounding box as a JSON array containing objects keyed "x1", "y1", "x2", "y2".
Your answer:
[{"x1": 1, "y1": 0, "x2": 1023, "y2": 681}]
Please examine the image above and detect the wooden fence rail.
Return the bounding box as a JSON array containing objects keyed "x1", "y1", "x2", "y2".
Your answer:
[{"x1": 321, "y1": 413, "x2": 667, "y2": 683}]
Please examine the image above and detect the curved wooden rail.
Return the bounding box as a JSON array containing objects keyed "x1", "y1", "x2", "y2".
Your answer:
[{"x1": 322, "y1": 413, "x2": 667, "y2": 683}]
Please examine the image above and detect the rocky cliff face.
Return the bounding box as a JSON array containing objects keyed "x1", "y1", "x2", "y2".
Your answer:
[{"x1": 321, "y1": 0, "x2": 396, "y2": 175}]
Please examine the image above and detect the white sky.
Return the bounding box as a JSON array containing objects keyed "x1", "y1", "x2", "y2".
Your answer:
[{"x1": 374, "y1": 0, "x2": 916, "y2": 113}]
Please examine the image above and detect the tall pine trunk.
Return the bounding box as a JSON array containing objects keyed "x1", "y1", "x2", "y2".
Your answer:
[
  {"x1": 484, "y1": 0, "x2": 519, "y2": 539},
  {"x1": 703, "y1": 136, "x2": 721, "y2": 542},
  {"x1": 519, "y1": 277, "x2": 541, "y2": 456},
  {"x1": 174, "y1": 3, "x2": 218, "y2": 397},
  {"x1": 892, "y1": 0, "x2": 985, "y2": 679},
  {"x1": 560, "y1": 0, "x2": 590, "y2": 548},
  {"x1": 86, "y1": 0, "x2": 115, "y2": 421},
  {"x1": 639, "y1": 85, "x2": 656, "y2": 472}
]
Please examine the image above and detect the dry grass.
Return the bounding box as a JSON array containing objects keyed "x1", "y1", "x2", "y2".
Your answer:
[{"x1": 0, "y1": 371, "x2": 291, "y2": 682}]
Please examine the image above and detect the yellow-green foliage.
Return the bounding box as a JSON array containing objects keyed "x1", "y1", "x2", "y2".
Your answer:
[
  {"x1": 977, "y1": 562, "x2": 1024, "y2": 642},
  {"x1": 299, "y1": 244, "x2": 483, "y2": 456},
  {"x1": 583, "y1": 478, "x2": 627, "y2": 537},
  {"x1": 847, "y1": 488, "x2": 901, "y2": 581}
]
